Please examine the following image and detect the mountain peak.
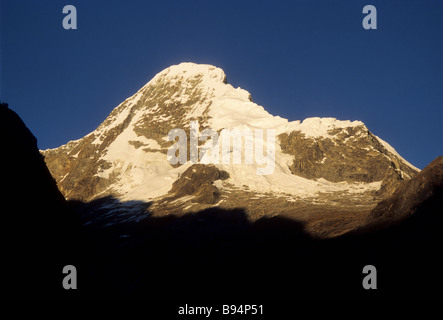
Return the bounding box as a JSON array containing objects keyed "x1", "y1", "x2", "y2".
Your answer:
[
  {"x1": 151, "y1": 62, "x2": 227, "y2": 85},
  {"x1": 42, "y1": 63, "x2": 420, "y2": 210}
]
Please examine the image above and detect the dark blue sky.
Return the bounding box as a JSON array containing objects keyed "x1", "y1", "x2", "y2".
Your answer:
[{"x1": 1, "y1": 0, "x2": 442, "y2": 169}]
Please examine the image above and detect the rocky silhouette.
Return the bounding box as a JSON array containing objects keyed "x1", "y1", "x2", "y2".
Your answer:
[{"x1": 0, "y1": 103, "x2": 91, "y2": 299}]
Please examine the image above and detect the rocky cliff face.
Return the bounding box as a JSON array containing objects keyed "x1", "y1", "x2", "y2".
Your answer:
[
  {"x1": 41, "y1": 63, "x2": 420, "y2": 236},
  {"x1": 279, "y1": 120, "x2": 417, "y2": 197}
]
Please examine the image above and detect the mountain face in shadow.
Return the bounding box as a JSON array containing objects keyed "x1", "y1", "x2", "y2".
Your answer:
[
  {"x1": 335, "y1": 156, "x2": 443, "y2": 298},
  {"x1": 0, "y1": 103, "x2": 87, "y2": 299},
  {"x1": 368, "y1": 155, "x2": 443, "y2": 228},
  {"x1": 70, "y1": 156, "x2": 443, "y2": 300}
]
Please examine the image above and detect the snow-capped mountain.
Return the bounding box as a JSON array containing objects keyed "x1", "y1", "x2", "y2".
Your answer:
[{"x1": 42, "y1": 63, "x2": 419, "y2": 236}]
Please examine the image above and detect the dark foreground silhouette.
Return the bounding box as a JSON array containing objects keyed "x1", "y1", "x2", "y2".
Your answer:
[
  {"x1": 1, "y1": 103, "x2": 85, "y2": 299},
  {"x1": 1, "y1": 103, "x2": 442, "y2": 300},
  {"x1": 69, "y1": 195, "x2": 443, "y2": 300}
]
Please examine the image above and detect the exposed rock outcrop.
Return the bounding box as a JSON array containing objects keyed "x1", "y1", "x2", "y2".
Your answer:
[
  {"x1": 278, "y1": 125, "x2": 418, "y2": 196},
  {"x1": 168, "y1": 164, "x2": 229, "y2": 204}
]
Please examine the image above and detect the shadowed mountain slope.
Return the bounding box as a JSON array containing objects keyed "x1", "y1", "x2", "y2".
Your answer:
[{"x1": 0, "y1": 103, "x2": 93, "y2": 299}]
